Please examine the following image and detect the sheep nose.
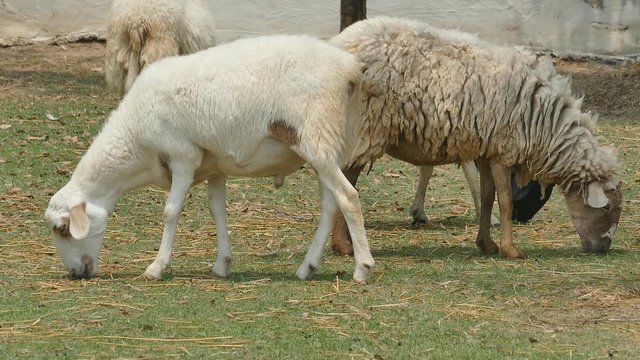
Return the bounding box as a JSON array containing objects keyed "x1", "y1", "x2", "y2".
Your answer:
[
  {"x1": 594, "y1": 237, "x2": 612, "y2": 254},
  {"x1": 70, "y1": 266, "x2": 87, "y2": 279}
]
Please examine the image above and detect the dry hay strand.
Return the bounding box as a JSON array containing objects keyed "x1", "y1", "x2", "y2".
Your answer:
[
  {"x1": 494, "y1": 295, "x2": 554, "y2": 308},
  {"x1": 298, "y1": 313, "x2": 351, "y2": 337},
  {"x1": 522, "y1": 285, "x2": 640, "y2": 334},
  {"x1": 74, "y1": 335, "x2": 248, "y2": 348},
  {"x1": 438, "y1": 303, "x2": 499, "y2": 325},
  {"x1": 282, "y1": 279, "x2": 381, "y2": 337},
  {"x1": 167, "y1": 277, "x2": 271, "y2": 294},
  {"x1": 227, "y1": 201, "x2": 314, "y2": 224},
  {"x1": 226, "y1": 308, "x2": 285, "y2": 323},
  {"x1": 525, "y1": 221, "x2": 576, "y2": 248}
]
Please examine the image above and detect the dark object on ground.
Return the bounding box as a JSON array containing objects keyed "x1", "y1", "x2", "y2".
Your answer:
[{"x1": 511, "y1": 176, "x2": 554, "y2": 223}]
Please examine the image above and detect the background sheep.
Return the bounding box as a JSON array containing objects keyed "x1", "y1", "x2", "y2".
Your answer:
[
  {"x1": 511, "y1": 179, "x2": 554, "y2": 223},
  {"x1": 330, "y1": 17, "x2": 622, "y2": 258},
  {"x1": 45, "y1": 34, "x2": 374, "y2": 282},
  {"x1": 105, "y1": 0, "x2": 217, "y2": 95},
  {"x1": 412, "y1": 163, "x2": 551, "y2": 226},
  {"x1": 409, "y1": 162, "x2": 500, "y2": 227}
]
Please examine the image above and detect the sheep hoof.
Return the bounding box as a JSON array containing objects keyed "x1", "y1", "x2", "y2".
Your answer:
[
  {"x1": 296, "y1": 262, "x2": 318, "y2": 280},
  {"x1": 411, "y1": 216, "x2": 428, "y2": 227},
  {"x1": 476, "y1": 237, "x2": 499, "y2": 255},
  {"x1": 143, "y1": 262, "x2": 164, "y2": 280},
  {"x1": 212, "y1": 257, "x2": 232, "y2": 278},
  {"x1": 410, "y1": 208, "x2": 428, "y2": 227},
  {"x1": 500, "y1": 245, "x2": 526, "y2": 259},
  {"x1": 352, "y1": 262, "x2": 373, "y2": 283}
]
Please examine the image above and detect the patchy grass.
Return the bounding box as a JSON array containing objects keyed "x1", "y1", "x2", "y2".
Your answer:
[{"x1": 1, "y1": 43, "x2": 639, "y2": 359}]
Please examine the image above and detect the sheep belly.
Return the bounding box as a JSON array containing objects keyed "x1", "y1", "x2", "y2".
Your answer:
[
  {"x1": 195, "y1": 137, "x2": 304, "y2": 180},
  {"x1": 386, "y1": 141, "x2": 466, "y2": 167}
]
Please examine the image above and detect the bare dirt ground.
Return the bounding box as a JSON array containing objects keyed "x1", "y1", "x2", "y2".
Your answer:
[{"x1": 555, "y1": 59, "x2": 640, "y2": 122}]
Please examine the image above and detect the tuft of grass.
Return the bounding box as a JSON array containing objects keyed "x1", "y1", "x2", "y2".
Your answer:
[{"x1": 1, "y1": 43, "x2": 639, "y2": 359}]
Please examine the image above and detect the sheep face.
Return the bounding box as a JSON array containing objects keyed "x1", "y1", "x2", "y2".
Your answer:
[
  {"x1": 45, "y1": 198, "x2": 108, "y2": 279},
  {"x1": 564, "y1": 181, "x2": 622, "y2": 254}
]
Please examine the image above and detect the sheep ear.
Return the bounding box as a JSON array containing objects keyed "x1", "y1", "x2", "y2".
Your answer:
[
  {"x1": 69, "y1": 202, "x2": 90, "y2": 240},
  {"x1": 587, "y1": 182, "x2": 608, "y2": 208}
]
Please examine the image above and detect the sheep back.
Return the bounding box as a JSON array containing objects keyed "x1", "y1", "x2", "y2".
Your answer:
[{"x1": 80, "y1": 34, "x2": 366, "y2": 185}]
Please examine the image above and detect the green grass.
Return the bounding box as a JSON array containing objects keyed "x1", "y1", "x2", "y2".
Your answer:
[{"x1": 1, "y1": 45, "x2": 639, "y2": 359}]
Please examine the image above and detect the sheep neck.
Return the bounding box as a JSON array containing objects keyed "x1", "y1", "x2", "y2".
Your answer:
[{"x1": 70, "y1": 124, "x2": 150, "y2": 210}]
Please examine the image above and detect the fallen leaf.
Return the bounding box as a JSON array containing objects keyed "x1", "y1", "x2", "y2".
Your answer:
[
  {"x1": 382, "y1": 171, "x2": 403, "y2": 178},
  {"x1": 0, "y1": 124, "x2": 11, "y2": 130},
  {"x1": 45, "y1": 112, "x2": 60, "y2": 121},
  {"x1": 451, "y1": 204, "x2": 468, "y2": 214},
  {"x1": 27, "y1": 135, "x2": 47, "y2": 141},
  {"x1": 56, "y1": 165, "x2": 70, "y2": 176},
  {"x1": 64, "y1": 135, "x2": 78, "y2": 144},
  {"x1": 0, "y1": 157, "x2": 7, "y2": 163}
]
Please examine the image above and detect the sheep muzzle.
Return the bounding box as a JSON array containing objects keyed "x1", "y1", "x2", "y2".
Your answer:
[{"x1": 565, "y1": 182, "x2": 622, "y2": 254}]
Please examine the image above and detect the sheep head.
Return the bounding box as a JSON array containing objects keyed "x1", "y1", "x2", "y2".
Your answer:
[
  {"x1": 44, "y1": 188, "x2": 108, "y2": 279},
  {"x1": 564, "y1": 180, "x2": 622, "y2": 254}
]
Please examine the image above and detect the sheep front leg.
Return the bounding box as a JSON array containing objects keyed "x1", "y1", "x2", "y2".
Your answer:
[
  {"x1": 330, "y1": 164, "x2": 364, "y2": 256},
  {"x1": 462, "y1": 161, "x2": 500, "y2": 226},
  {"x1": 409, "y1": 166, "x2": 434, "y2": 226},
  {"x1": 144, "y1": 164, "x2": 196, "y2": 280},
  {"x1": 207, "y1": 176, "x2": 232, "y2": 278},
  {"x1": 475, "y1": 160, "x2": 499, "y2": 255},
  {"x1": 490, "y1": 161, "x2": 526, "y2": 259}
]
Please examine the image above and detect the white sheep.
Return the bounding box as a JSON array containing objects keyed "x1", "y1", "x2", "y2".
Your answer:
[
  {"x1": 330, "y1": 17, "x2": 622, "y2": 258},
  {"x1": 105, "y1": 0, "x2": 217, "y2": 95},
  {"x1": 45, "y1": 34, "x2": 374, "y2": 282}
]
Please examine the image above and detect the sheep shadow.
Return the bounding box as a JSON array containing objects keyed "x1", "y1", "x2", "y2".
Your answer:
[
  {"x1": 365, "y1": 214, "x2": 478, "y2": 232},
  {"x1": 368, "y1": 244, "x2": 594, "y2": 262},
  {"x1": 85, "y1": 268, "x2": 347, "y2": 283}
]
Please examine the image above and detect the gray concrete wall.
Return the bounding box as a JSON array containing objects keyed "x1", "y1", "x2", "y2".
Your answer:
[{"x1": 1, "y1": 0, "x2": 639, "y2": 57}]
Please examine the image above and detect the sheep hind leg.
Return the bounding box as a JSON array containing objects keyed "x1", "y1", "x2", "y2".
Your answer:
[
  {"x1": 475, "y1": 160, "x2": 499, "y2": 255},
  {"x1": 316, "y1": 164, "x2": 374, "y2": 282},
  {"x1": 490, "y1": 161, "x2": 526, "y2": 259},
  {"x1": 207, "y1": 176, "x2": 233, "y2": 278},
  {"x1": 462, "y1": 161, "x2": 500, "y2": 226},
  {"x1": 144, "y1": 161, "x2": 198, "y2": 280},
  {"x1": 296, "y1": 181, "x2": 337, "y2": 280},
  {"x1": 409, "y1": 166, "x2": 434, "y2": 227},
  {"x1": 330, "y1": 165, "x2": 364, "y2": 256}
]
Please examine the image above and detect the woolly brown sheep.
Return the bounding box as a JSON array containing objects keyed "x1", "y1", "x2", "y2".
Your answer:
[{"x1": 330, "y1": 17, "x2": 622, "y2": 258}]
